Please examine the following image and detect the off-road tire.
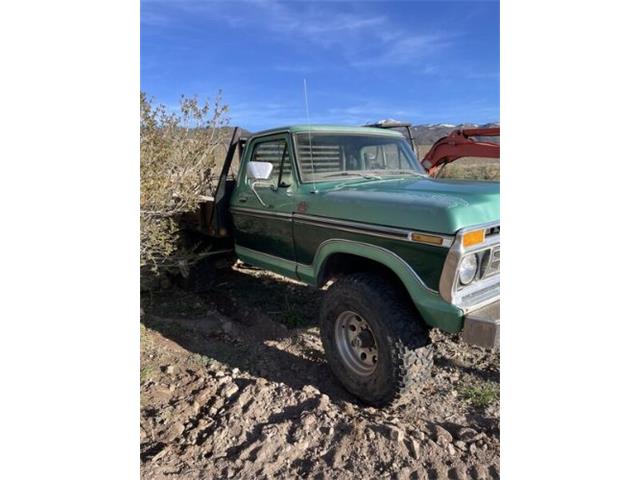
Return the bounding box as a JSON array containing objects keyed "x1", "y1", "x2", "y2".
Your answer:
[{"x1": 319, "y1": 273, "x2": 434, "y2": 407}]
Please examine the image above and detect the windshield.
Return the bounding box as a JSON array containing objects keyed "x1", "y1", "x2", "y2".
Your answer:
[{"x1": 294, "y1": 133, "x2": 424, "y2": 183}]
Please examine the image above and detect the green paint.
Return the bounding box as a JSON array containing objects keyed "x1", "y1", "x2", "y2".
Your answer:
[
  {"x1": 293, "y1": 221, "x2": 446, "y2": 290},
  {"x1": 230, "y1": 126, "x2": 499, "y2": 334},
  {"x1": 235, "y1": 245, "x2": 298, "y2": 279},
  {"x1": 295, "y1": 178, "x2": 499, "y2": 235},
  {"x1": 297, "y1": 239, "x2": 463, "y2": 332},
  {"x1": 232, "y1": 133, "x2": 298, "y2": 260}
]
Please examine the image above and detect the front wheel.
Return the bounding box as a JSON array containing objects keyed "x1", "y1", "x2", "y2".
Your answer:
[{"x1": 319, "y1": 273, "x2": 434, "y2": 407}]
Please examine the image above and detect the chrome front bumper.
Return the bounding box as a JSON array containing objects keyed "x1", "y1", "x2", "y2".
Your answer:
[{"x1": 461, "y1": 300, "x2": 500, "y2": 350}]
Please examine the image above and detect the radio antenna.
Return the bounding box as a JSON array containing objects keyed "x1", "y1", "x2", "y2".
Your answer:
[{"x1": 303, "y1": 78, "x2": 318, "y2": 193}]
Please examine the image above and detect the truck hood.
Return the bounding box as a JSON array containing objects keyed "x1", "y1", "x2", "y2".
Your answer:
[{"x1": 302, "y1": 177, "x2": 499, "y2": 235}]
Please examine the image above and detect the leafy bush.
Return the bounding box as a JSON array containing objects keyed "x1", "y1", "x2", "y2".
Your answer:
[{"x1": 140, "y1": 92, "x2": 228, "y2": 271}]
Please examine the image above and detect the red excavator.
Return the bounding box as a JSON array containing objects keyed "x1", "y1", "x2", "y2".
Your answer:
[{"x1": 365, "y1": 120, "x2": 499, "y2": 176}]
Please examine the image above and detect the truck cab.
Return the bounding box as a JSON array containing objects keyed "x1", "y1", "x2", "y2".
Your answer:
[{"x1": 221, "y1": 125, "x2": 499, "y2": 406}]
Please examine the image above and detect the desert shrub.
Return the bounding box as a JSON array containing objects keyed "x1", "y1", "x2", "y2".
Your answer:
[
  {"x1": 140, "y1": 92, "x2": 229, "y2": 271},
  {"x1": 437, "y1": 161, "x2": 500, "y2": 181}
]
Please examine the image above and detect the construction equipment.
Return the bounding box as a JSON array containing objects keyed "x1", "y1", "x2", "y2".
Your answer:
[{"x1": 421, "y1": 127, "x2": 500, "y2": 176}]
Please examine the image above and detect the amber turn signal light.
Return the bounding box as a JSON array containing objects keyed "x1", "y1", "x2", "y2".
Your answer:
[
  {"x1": 462, "y1": 229, "x2": 485, "y2": 247},
  {"x1": 410, "y1": 232, "x2": 443, "y2": 246}
]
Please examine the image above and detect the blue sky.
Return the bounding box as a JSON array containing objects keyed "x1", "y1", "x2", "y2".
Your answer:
[{"x1": 141, "y1": 0, "x2": 499, "y2": 131}]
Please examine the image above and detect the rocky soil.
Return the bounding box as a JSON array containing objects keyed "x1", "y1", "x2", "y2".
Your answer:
[{"x1": 140, "y1": 263, "x2": 500, "y2": 479}]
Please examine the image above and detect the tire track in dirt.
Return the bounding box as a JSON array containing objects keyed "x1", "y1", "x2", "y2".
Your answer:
[{"x1": 140, "y1": 264, "x2": 499, "y2": 479}]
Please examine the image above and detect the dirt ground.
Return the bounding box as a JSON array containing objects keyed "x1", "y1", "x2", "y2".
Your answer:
[{"x1": 140, "y1": 263, "x2": 500, "y2": 479}]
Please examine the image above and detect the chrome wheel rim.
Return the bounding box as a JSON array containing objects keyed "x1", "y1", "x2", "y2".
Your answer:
[{"x1": 334, "y1": 310, "x2": 379, "y2": 377}]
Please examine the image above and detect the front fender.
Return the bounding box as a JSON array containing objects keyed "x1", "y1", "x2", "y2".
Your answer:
[{"x1": 297, "y1": 239, "x2": 464, "y2": 332}]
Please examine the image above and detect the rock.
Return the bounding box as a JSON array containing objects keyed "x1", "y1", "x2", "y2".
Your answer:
[
  {"x1": 469, "y1": 443, "x2": 478, "y2": 455},
  {"x1": 261, "y1": 424, "x2": 279, "y2": 438},
  {"x1": 221, "y1": 382, "x2": 239, "y2": 398},
  {"x1": 408, "y1": 438, "x2": 420, "y2": 459},
  {"x1": 435, "y1": 425, "x2": 453, "y2": 445},
  {"x1": 344, "y1": 403, "x2": 357, "y2": 416},
  {"x1": 214, "y1": 370, "x2": 226, "y2": 378},
  {"x1": 163, "y1": 365, "x2": 176, "y2": 375},
  {"x1": 457, "y1": 427, "x2": 478, "y2": 442},
  {"x1": 388, "y1": 426, "x2": 405, "y2": 442},
  {"x1": 231, "y1": 368, "x2": 240, "y2": 377},
  {"x1": 167, "y1": 422, "x2": 185, "y2": 440},
  {"x1": 151, "y1": 445, "x2": 168, "y2": 462},
  {"x1": 455, "y1": 440, "x2": 467, "y2": 451},
  {"x1": 318, "y1": 394, "x2": 330, "y2": 411},
  {"x1": 447, "y1": 443, "x2": 457, "y2": 456},
  {"x1": 301, "y1": 414, "x2": 316, "y2": 429},
  {"x1": 393, "y1": 467, "x2": 412, "y2": 480},
  {"x1": 295, "y1": 439, "x2": 310, "y2": 451},
  {"x1": 302, "y1": 384, "x2": 320, "y2": 396}
]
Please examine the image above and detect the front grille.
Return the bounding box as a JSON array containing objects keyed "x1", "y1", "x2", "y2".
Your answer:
[
  {"x1": 485, "y1": 225, "x2": 500, "y2": 237},
  {"x1": 482, "y1": 245, "x2": 500, "y2": 278}
]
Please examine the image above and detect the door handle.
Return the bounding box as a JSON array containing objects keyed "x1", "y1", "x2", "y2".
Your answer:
[{"x1": 238, "y1": 195, "x2": 248, "y2": 203}]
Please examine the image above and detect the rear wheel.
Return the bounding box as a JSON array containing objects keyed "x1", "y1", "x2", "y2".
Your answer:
[{"x1": 319, "y1": 273, "x2": 434, "y2": 407}]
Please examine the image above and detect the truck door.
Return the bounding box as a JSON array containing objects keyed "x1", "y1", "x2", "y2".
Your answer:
[{"x1": 230, "y1": 134, "x2": 298, "y2": 271}]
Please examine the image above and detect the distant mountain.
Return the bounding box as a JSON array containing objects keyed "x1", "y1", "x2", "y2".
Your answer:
[
  {"x1": 410, "y1": 122, "x2": 500, "y2": 145},
  {"x1": 220, "y1": 126, "x2": 253, "y2": 138}
]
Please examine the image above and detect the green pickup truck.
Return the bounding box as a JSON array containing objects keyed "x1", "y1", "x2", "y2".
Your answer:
[{"x1": 182, "y1": 124, "x2": 500, "y2": 407}]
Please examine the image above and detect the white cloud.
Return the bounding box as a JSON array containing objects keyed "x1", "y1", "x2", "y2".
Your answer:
[{"x1": 142, "y1": 0, "x2": 456, "y2": 68}]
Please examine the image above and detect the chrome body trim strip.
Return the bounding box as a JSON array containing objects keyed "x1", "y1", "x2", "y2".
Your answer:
[
  {"x1": 230, "y1": 207, "x2": 454, "y2": 247},
  {"x1": 295, "y1": 219, "x2": 409, "y2": 242},
  {"x1": 230, "y1": 206, "x2": 293, "y2": 220},
  {"x1": 295, "y1": 213, "x2": 454, "y2": 247}
]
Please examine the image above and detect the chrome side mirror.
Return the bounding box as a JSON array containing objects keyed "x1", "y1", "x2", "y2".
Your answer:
[
  {"x1": 246, "y1": 161, "x2": 273, "y2": 207},
  {"x1": 247, "y1": 161, "x2": 273, "y2": 181}
]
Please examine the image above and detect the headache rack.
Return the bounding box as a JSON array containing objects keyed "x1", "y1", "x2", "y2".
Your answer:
[{"x1": 363, "y1": 119, "x2": 418, "y2": 155}]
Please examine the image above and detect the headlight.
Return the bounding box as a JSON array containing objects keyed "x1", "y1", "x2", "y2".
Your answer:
[{"x1": 458, "y1": 254, "x2": 478, "y2": 285}]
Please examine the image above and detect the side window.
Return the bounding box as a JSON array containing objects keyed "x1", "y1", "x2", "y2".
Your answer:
[{"x1": 251, "y1": 139, "x2": 292, "y2": 187}]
